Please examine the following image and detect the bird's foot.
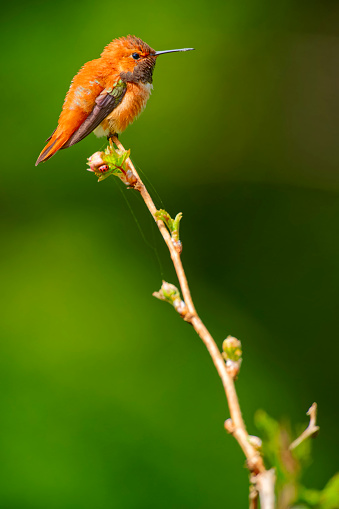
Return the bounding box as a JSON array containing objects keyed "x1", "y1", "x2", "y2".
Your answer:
[{"x1": 107, "y1": 133, "x2": 119, "y2": 150}]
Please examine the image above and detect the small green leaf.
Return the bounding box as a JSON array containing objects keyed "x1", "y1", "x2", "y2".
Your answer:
[
  {"x1": 87, "y1": 144, "x2": 131, "y2": 182},
  {"x1": 155, "y1": 209, "x2": 183, "y2": 247},
  {"x1": 171, "y1": 212, "x2": 183, "y2": 244},
  {"x1": 320, "y1": 473, "x2": 339, "y2": 509},
  {"x1": 297, "y1": 486, "x2": 322, "y2": 507}
]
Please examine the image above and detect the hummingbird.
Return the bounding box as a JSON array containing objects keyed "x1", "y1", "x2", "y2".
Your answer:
[{"x1": 36, "y1": 36, "x2": 194, "y2": 165}]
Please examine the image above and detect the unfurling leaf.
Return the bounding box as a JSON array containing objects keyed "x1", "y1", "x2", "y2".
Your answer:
[{"x1": 155, "y1": 209, "x2": 183, "y2": 252}]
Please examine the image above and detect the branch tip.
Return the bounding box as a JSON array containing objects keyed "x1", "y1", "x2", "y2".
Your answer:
[
  {"x1": 86, "y1": 143, "x2": 135, "y2": 184},
  {"x1": 289, "y1": 402, "x2": 320, "y2": 450}
]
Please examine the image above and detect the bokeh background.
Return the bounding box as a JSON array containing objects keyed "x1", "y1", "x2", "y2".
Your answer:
[{"x1": 0, "y1": 0, "x2": 338, "y2": 507}]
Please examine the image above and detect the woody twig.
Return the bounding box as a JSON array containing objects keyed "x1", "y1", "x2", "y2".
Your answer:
[
  {"x1": 87, "y1": 137, "x2": 275, "y2": 508},
  {"x1": 289, "y1": 403, "x2": 320, "y2": 451}
]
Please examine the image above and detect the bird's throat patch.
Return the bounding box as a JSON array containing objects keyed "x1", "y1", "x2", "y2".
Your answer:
[{"x1": 120, "y1": 56, "x2": 156, "y2": 84}]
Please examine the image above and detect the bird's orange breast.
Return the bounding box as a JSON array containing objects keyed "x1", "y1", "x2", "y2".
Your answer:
[{"x1": 94, "y1": 81, "x2": 153, "y2": 137}]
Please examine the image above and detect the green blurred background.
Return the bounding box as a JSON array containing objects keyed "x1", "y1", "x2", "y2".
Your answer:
[{"x1": 0, "y1": 0, "x2": 338, "y2": 507}]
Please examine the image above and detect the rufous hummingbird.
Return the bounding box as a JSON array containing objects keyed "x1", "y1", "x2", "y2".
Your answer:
[{"x1": 36, "y1": 36, "x2": 194, "y2": 165}]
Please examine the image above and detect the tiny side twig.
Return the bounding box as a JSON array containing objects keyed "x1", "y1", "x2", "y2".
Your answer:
[
  {"x1": 110, "y1": 137, "x2": 273, "y2": 506},
  {"x1": 289, "y1": 403, "x2": 320, "y2": 450},
  {"x1": 249, "y1": 484, "x2": 259, "y2": 509}
]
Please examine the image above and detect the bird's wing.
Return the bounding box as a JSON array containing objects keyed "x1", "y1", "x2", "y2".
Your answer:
[{"x1": 62, "y1": 80, "x2": 127, "y2": 149}]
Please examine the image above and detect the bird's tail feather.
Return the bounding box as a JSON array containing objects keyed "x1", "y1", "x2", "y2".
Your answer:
[{"x1": 35, "y1": 131, "x2": 68, "y2": 166}]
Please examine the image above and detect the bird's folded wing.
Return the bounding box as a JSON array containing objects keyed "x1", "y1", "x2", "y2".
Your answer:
[{"x1": 62, "y1": 81, "x2": 127, "y2": 148}]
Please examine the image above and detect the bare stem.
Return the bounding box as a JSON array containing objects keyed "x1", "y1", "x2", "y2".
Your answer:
[
  {"x1": 257, "y1": 470, "x2": 276, "y2": 509},
  {"x1": 289, "y1": 403, "x2": 320, "y2": 450},
  {"x1": 112, "y1": 137, "x2": 272, "y2": 499}
]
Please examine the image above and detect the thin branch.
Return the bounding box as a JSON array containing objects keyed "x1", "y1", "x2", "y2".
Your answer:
[
  {"x1": 112, "y1": 136, "x2": 266, "y2": 475},
  {"x1": 289, "y1": 403, "x2": 320, "y2": 450}
]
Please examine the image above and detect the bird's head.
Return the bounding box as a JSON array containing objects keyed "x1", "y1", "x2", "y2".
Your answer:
[{"x1": 101, "y1": 35, "x2": 194, "y2": 84}]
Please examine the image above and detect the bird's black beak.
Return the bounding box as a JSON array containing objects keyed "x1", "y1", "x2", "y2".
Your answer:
[{"x1": 154, "y1": 48, "x2": 195, "y2": 56}]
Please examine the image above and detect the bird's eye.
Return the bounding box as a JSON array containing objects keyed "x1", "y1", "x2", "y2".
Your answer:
[{"x1": 132, "y1": 53, "x2": 140, "y2": 60}]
